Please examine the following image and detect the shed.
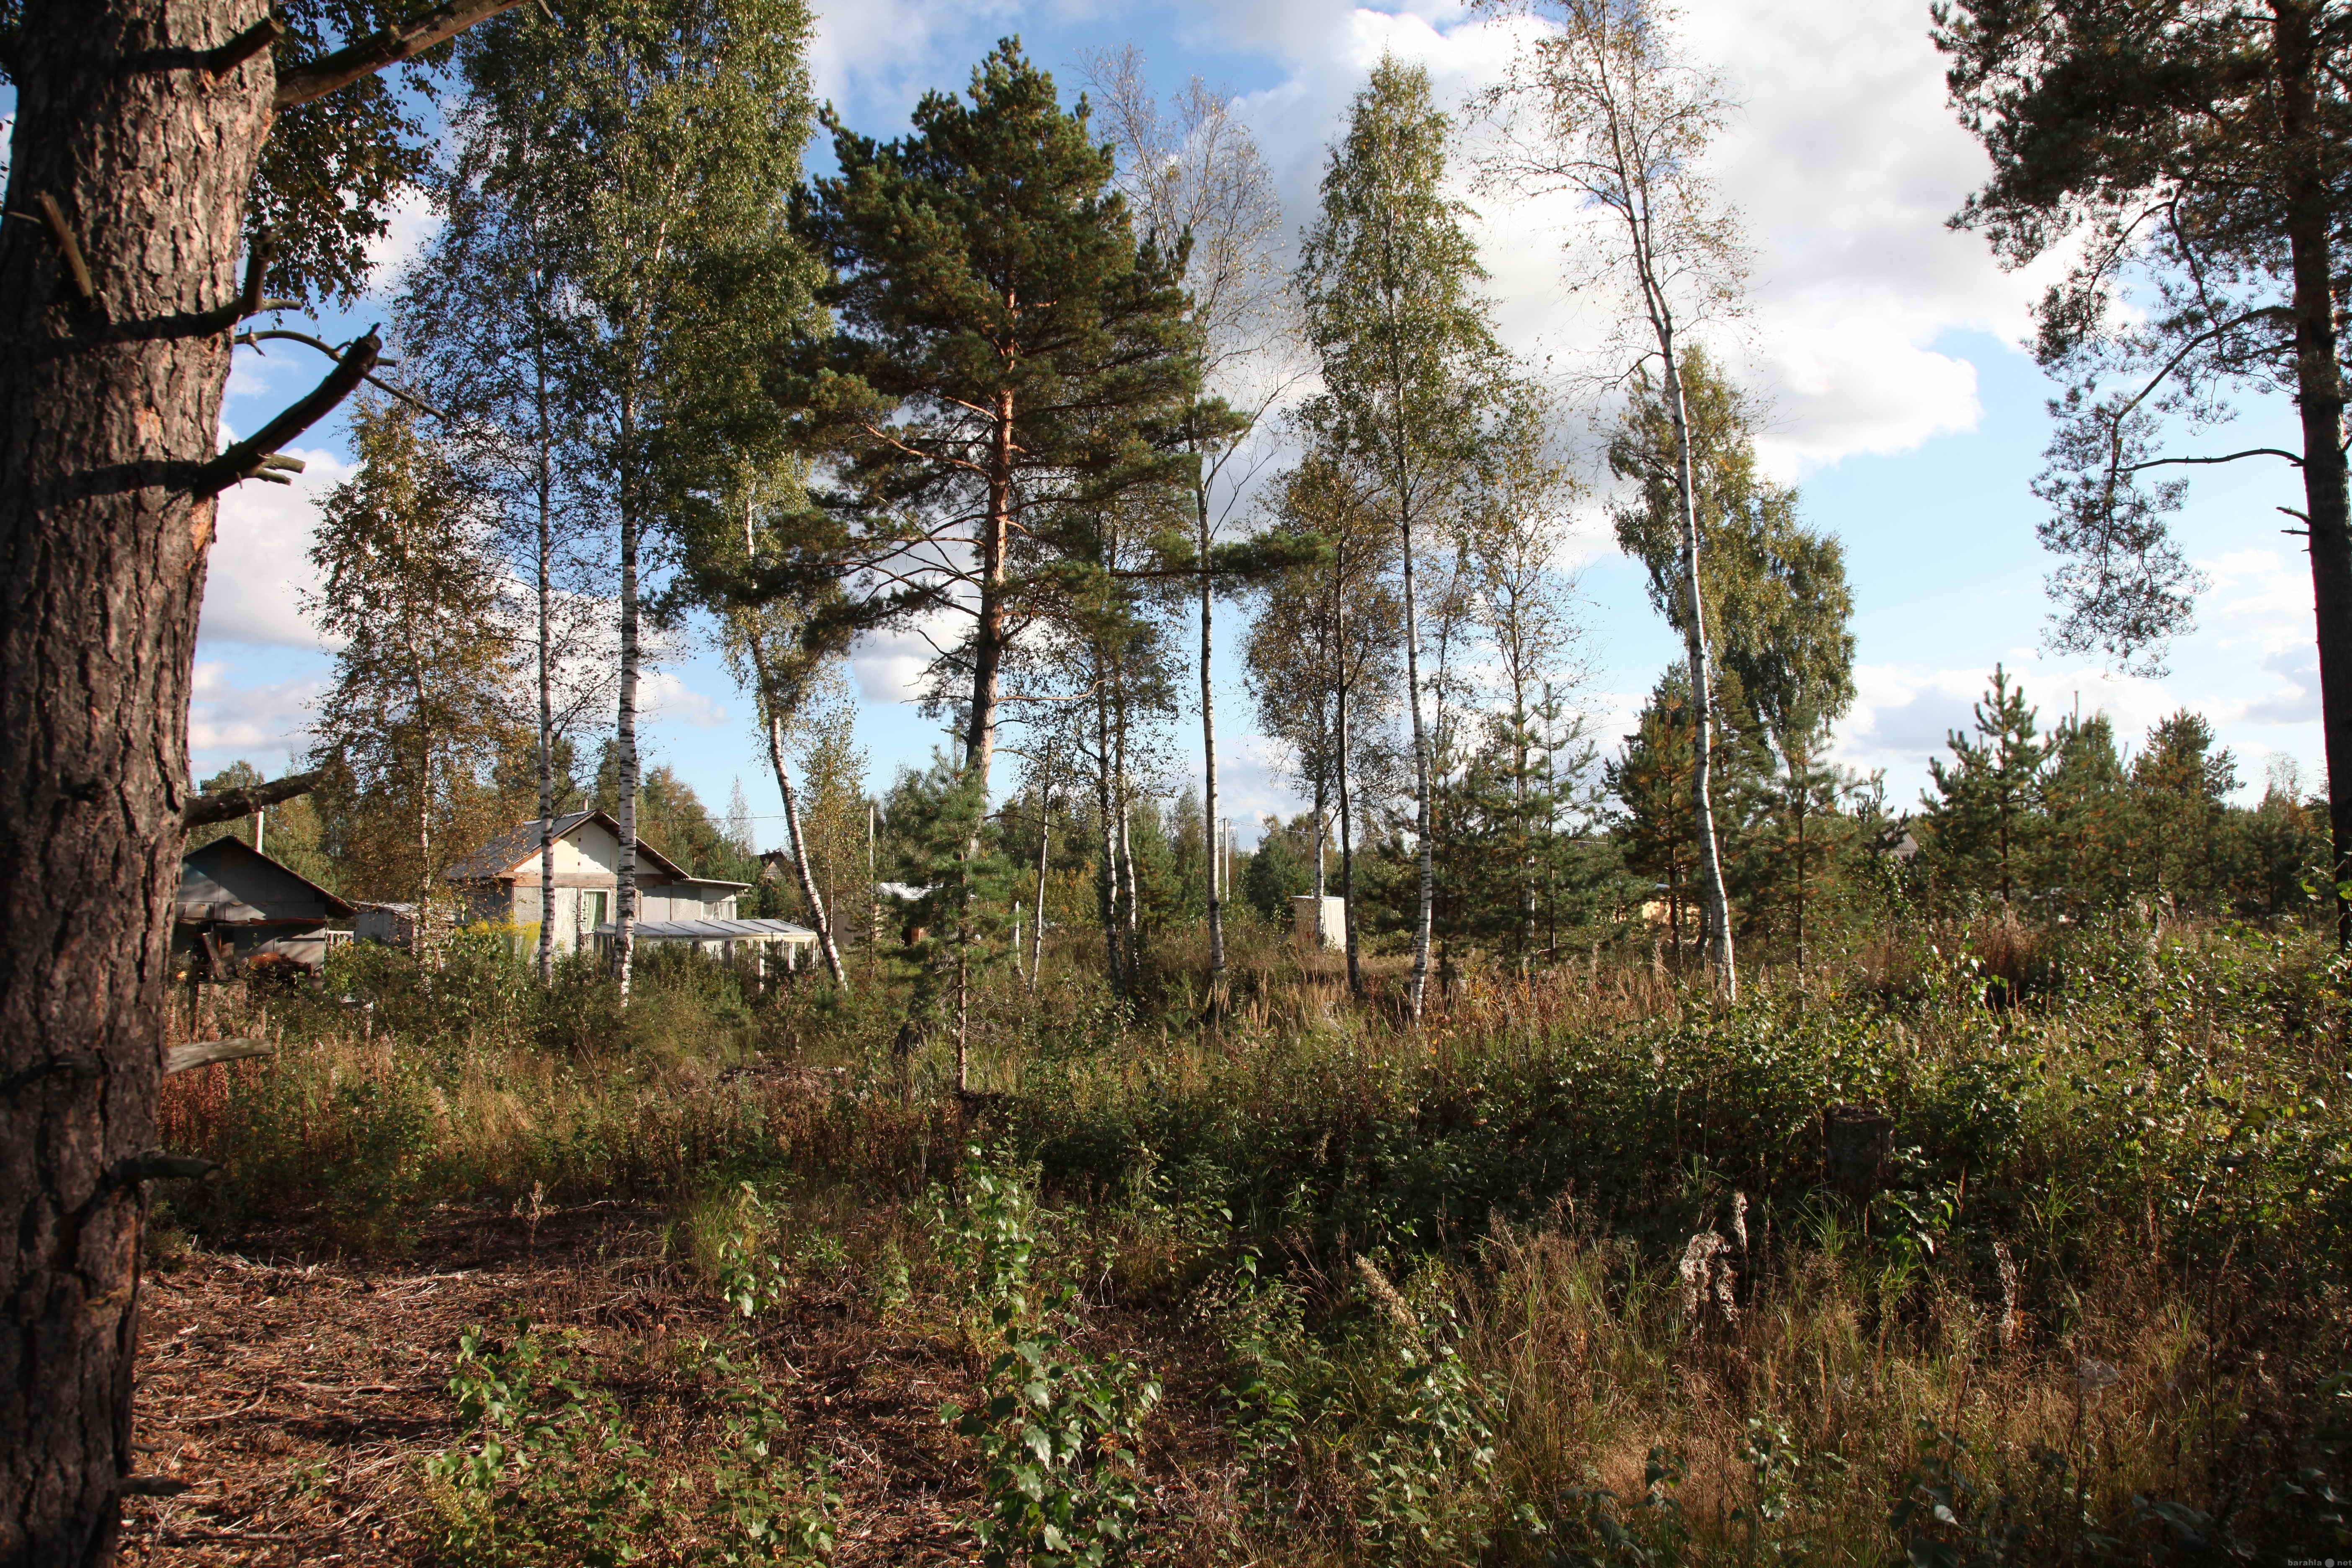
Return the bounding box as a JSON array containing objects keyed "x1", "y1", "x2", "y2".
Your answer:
[
  {"x1": 175, "y1": 837, "x2": 355, "y2": 976},
  {"x1": 351, "y1": 902, "x2": 418, "y2": 947},
  {"x1": 1291, "y1": 894, "x2": 1346, "y2": 953}
]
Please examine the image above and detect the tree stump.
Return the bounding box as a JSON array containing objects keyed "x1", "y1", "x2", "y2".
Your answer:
[{"x1": 1824, "y1": 1104, "x2": 1893, "y2": 1201}]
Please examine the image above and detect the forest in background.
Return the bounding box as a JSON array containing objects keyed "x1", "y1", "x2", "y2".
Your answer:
[{"x1": 7, "y1": 0, "x2": 2352, "y2": 1563}]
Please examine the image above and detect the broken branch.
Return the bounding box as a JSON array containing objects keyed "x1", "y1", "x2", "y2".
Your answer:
[
  {"x1": 193, "y1": 332, "x2": 380, "y2": 497},
  {"x1": 165, "y1": 1040, "x2": 278, "y2": 1077},
  {"x1": 206, "y1": 15, "x2": 284, "y2": 76},
  {"x1": 184, "y1": 767, "x2": 328, "y2": 828},
  {"x1": 235, "y1": 329, "x2": 447, "y2": 418},
  {"x1": 274, "y1": 0, "x2": 531, "y2": 109},
  {"x1": 237, "y1": 234, "x2": 276, "y2": 318},
  {"x1": 32, "y1": 193, "x2": 99, "y2": 313},
  {"x1": 105, "y1": 1152, "x2": 218, "y2": 1189}
]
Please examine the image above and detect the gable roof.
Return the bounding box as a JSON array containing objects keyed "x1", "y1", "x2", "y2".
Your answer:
[
  {"x1": 442, "y1": 810, "x2": 696, "y2": 884},
  {"x1": 180, "y1": 837, "x2": 356, "y2": 921}
]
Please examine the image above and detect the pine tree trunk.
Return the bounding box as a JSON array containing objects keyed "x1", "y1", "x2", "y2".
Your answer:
[
  {"x1": 1663, "y1": 346, "x2": 1738, "y2": 999},
  {"x1": 614, "y1": 395, "x2": 641, "y2": 1000},
  {"x1": 0, "y1": 5, "x2": 274, "y2": 1558},
  {"x1": 965, "y1": 389, "x2": 1015, "y2": 789},
  {"x1": 2278, "y1": 3, "x2": 2352, "y2": 949}
]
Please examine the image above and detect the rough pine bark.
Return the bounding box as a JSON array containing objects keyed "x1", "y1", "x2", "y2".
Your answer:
[
  {"x1": 0, "y1": 5, "x2": 275, "y2": 1559},
  {"x1": 2277, "y1": 3, "x2": 2352, "y2": 948},
  {"x1": 964, "y1": 389, "x2": 1015, "y2": 790}
]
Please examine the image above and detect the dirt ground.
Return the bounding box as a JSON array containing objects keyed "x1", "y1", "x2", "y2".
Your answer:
[{"x1": 116, "y1": 1207, "x2": 995, "y2": 1566}]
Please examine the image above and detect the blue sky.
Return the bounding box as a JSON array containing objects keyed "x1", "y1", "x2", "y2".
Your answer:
[{"x1": 177, "y1": 0, "x2": 2324, "y2": 853}]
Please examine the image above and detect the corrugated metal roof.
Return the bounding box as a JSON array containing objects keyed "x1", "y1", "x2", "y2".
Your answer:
[{"x1": 592, "y1": 918, "x2": 815, "y2": 941}]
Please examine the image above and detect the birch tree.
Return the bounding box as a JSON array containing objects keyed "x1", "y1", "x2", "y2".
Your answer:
[
  {"x1": 464, "y1": 0, "x2": 818, "y2": 1000},
  {"x1": 1297, "y1": 55, "x2": 1515, "y2": 1019},
  {"x1": 305, "y1": 402, "x2": 523, "y2": 922},
  {"x1": 1246, "y1": 451, "x2": 1406, "y2": 995},
  {"x1": 1083, "y1": 46, "x2": 1293, "y2": 996},
  {"x1": 400, "y1": 47, "x2": 616, "y2": 983},
  {"x1": 1476, "y1": 0, "x2": 1752, "y2": 995}
]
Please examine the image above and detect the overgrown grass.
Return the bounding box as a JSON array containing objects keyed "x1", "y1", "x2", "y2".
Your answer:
[{"x1": 153, "y1": 914, "x2": 2352, "y2": 1561}]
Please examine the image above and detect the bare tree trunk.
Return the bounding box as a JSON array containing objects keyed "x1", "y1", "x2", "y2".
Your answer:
[
  {"x1": 768, "y1": 713, "x2": 847, "y2": 988},
  {"x1": 415, "y1": 730, "x2": 435, "y2": 948},
  {"x1": 2277, "y1": 3, "x2": 2352, "y2": 948},
  {"x1": 1094, "y1": 678, "x2": 1123, "y2": 995},
  {"x1": 1031, "y1": 793, "x2": 1050, "y2": 993},
  {"x1": 1119, "y1": 800, "x2": 1140, "y2": 965},
  {"x1": 965, "y1": 389, "x2": 1015, "y2": 789},
  {"x1": 1399, "y1": 506, "x2": 1434, "y2": 1020},
  {"x1": 534, "y1": 349, "x2": 557, "y2": 982},
  {"x1": 1199, "y1": 490, "x2": 1226, "y2": 991},
  {"x1": 613, "y1": 393, "x2": 642, "y2": 1000},
  {"x1": 1334, "y1": 540, "x2": 1363, "y2": 998},
  {"x1": 1660, "y1": 343, "x2": 1736, "y2": 998}
]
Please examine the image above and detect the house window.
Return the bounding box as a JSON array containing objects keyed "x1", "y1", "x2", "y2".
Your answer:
[{"x1": 583, "y1": 891, "x2": 608, "y2": 931}]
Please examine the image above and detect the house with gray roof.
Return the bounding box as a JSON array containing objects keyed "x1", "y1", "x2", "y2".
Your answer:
[{"x1": 443, "y1": 810, "x2": 750, "y2": 954}]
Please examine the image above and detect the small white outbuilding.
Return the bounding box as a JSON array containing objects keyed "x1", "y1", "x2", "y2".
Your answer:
[{"x1": 1291, "y1": 894, "x2": 1346, "y2": 954}]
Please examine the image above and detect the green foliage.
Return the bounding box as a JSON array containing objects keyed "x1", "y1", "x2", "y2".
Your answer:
[
  {"x1": 1243, "y1": 818, "x2": 1318, "y2": 923},
  {"x1": 936, "y1": 1148, "x2": 1163, "y2": 1568},
  {"x1": 1609, "y1": 349, "x2": 1856, "y2": 747},
  {"x1": 306, "y1": 400, "x2": 525, "y2": 909},
  {"x1": 423, "y1": 1326, "x2": 835, "y2": 1566}
]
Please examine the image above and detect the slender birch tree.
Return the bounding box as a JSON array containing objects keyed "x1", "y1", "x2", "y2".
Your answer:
[
  {"x1": 1477, "y1": 0, "x2": 1751, "y2": 995},
  {"x1": 400, "y1": 57, "x2": 616, "y2": 982},
  {"x1": 1298, "y1": 55, "x2": 1514, "y2": 1019},
  {"x1": 461, "y1": 0, "x2": 817, "y2": 1000},
  {"x1": 1246, "y1": 451, "x2": 1405, "y2": 996},
  {"x1": 1083, "y1": 47, "x2": 1293, "y2": 998}
]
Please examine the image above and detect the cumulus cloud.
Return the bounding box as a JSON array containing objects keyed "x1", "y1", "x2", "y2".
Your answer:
[
  {"x1": 851, "y1": 615, "x2": 960, "y2": 704},
  {"x1": 364, "y1": 184, "x2": 440, "y2": 295},
  {"x1": 199, "y1": 446, "x2": 353, "y2": 650},
  {"x1": 640, "y1": 668, "x2": 730, "y2": 729},
  {"x1": 188, "y1": 660, "x2": 322, "y2": 759}
]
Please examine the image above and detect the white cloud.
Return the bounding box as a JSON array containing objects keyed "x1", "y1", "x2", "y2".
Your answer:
[
  {"x1": 199, "y1": 445, "x2": 353, "y2": 650},
  {"x1": 188, "y1": 660, "x2": 322, "y2": 759},
  {"x1": 640, "y1": 668, "x2": 730, "y2": 729},
  {"x1": 851, "y1": 615, "x2": 958, "y2": 704},
  {"x1": 364, "y1": 184, "x2": 440, "y2": 296}
]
